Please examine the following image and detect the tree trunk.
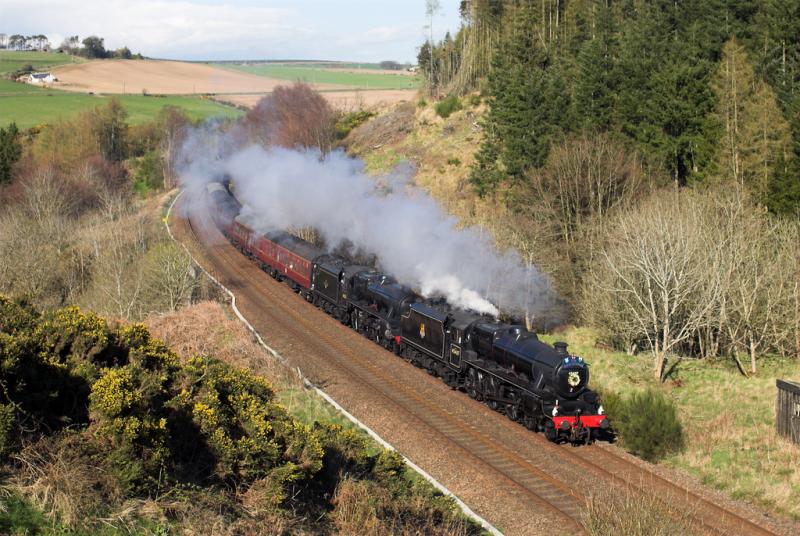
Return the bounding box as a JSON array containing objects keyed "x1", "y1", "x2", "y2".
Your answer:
[
  {"x1": 749, "y1": 329, "x2": 757, "y2": 375},
  {"x1": 654, "y1": 339, "x2": 665, "y2": 381},
  {"x1": 732, "y1": 352, "x2": 748, "y2": 377}
]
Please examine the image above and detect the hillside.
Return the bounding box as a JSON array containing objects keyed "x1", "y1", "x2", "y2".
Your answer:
[
  {"x1": 343, "y1": 95, "x2": 800, "y2": 523},
  {"x1": 0, "y1": 50, "x2": 84, "y2": 75}
]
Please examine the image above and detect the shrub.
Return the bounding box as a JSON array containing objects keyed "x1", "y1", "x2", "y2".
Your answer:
[
  {"x1": 583, "y1": 490, "x2": 695, "y2": 535},
  {"x1": 132, "y1": 150, "x2": 164, "y2": 197},
  {"x1": 0, "y1": 403, "x2": 15, "y2": 457},
  {"x1": 35, "y1": 306, "x2": 115, "y2": 367},
  {"x1": 173, "y1": 356, "x2": 323, "y2": 486},
  {"x1": 335, "y1": 110, "x2": 375, "y2": 140},
  {"x1": 469, "y1": 94, "x2": 482, "y2": 107},
  {"x1": 612, "y1": 388, "x2": 685, "y2": 462},
  {"x1": 435, "y1": 95, "x2": 462, "y2": 118}
]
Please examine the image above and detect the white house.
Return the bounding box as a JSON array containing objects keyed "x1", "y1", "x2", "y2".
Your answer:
[{"x1": 26, "y1": 72, "x2": 58, "y2": 85}]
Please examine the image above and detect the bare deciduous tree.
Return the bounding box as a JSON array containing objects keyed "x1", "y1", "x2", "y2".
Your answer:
[
  {"x1": 142, "y1": 242, "x2": 197, "y2": 313},
  {"x1": 586, "y1": 185, "x2": 798, "y2": 378},
  {"x1": 244, "y1": 83, "x2": 336, "y2": 154},
  {"x1": 0, "y1": 169, "x2": 83, "y2": 307},
  {"x1": 587, "y1": 188, "x2": 719, "y2": 380},
  {"x1": 86, "y1": 205, "x2": 149, "y2": 320}
]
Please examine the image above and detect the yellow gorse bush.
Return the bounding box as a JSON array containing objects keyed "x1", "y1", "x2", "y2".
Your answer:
[
  {"x1": 90, "y1": 366, "x2": 142, "y2": 416},
  {"x1": 35, "y1": 306, "x2": 111, "y2": 363},
  {"x1": 0, "y1": 295, "x2": 440, "y2": 519}
]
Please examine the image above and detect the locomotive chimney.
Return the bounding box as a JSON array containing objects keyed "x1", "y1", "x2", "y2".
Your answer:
[{"x1": 554, "y1": 342, "x2": 569, "y2": 356}]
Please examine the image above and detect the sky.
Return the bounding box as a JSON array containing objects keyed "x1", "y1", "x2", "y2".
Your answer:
[{"x1": 0, "y1": 0, "x2": 463, "y2": 63}]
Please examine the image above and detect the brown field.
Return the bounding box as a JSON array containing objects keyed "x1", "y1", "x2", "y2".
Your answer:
[
  {"x1": 50, "y1": 59, "x2": 351, "y2": 95},
  {"x1": 220, "y1": 89, "x2": 418, "y2": 110}
]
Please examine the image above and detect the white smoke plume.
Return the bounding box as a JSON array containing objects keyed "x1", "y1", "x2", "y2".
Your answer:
[{"x1": 178, "y1": 128, "x2": 559, "y2": 320}]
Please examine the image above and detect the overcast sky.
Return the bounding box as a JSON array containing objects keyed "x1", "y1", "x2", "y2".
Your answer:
[{"x1": 0, "y1": 1, "x2": 463, "y2": 63}]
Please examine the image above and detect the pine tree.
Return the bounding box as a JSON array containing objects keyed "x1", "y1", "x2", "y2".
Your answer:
[
  {"x1": 766, "y1": 153, "x2": 800, "y2": 216},
  {"x1": 0, "y1": 122, "x2": 21, "y2": 185},
  {"x1": 469, "y1": 1, "x2": 554, "y2": 196},
  {"x1": 711, "y1": 38, "x2": 791, "y2": 198},
  {"x1": 616, "y1": 3, "x2": 718, "y2": 185},
  {"x1": 574, "y1": 1, "x2": 618, "y2": 131}
]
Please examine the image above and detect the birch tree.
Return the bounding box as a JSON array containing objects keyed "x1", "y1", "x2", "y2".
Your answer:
[{"x1": 588, "y1": 189, "x2": 718, "y2": 380}]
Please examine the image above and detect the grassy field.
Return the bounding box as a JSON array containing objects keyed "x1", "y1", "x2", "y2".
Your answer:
[
  {"x1": 0, "y1": 78, "x2": 48, "y2": 94},
  {"x1": 0, "y1": 83, "x2": 243, "y2": 129},
  {"x1": 212, "y1": 61, "x2": 399, "y2": 70},
  {"x1": 0, "y1": 50, "x2": 83, "y2": 75},
  {"x1": 540, "y1": 327, "x2": 800, "y2": 519},
  {"x1": 220, "y1": 63, "x2": 420, "y2": 90}
]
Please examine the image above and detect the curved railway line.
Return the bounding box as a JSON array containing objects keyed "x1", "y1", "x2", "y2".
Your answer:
[{"x1": 171, "y1": 190, "x2": 791, "y2": 536}]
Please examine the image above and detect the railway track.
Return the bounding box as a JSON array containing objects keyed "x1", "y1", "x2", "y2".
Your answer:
[{"x1": 172, "y1": 191, "x2": 790, "y2": 536}]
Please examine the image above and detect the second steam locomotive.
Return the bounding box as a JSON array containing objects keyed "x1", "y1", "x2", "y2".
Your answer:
[{"x1": 206, "y1": 181, "x2": 610, "y2": 443}]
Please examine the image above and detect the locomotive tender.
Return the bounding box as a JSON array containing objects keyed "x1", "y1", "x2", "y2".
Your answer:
[{"x1": 205, "y1": 181, "x2": 610, "y2": 442}]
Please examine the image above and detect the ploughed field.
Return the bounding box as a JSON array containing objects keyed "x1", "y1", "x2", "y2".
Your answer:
[
  {"x1": 168, "y1": 189, "x2": 794, "y2": 536},
  {"x1": 49, "y1": 59, "x2": 350, "y2": 95}
]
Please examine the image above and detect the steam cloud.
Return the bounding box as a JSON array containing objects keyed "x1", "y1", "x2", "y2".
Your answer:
[{"x1": 178, "y1": 127, "x2": 559, "y2": 320}]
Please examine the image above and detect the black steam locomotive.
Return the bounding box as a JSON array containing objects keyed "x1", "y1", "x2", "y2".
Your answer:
[{"x1": 205, "y1": 182, "x2": 610, "y2": 442}]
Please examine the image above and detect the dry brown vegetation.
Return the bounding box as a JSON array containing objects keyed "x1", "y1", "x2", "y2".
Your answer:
[
  {"x1": 0, "y1": 99, "x2": 203, "y2": 319},
  {"x1": 221, "y1": 90, "x2": 419, "y2": 112},
  {"x1": 144, "y1": 301, "x2": 299, "y2": 390},
  {"x1": 583, "y1": 187, "x2": 798, "y2": 379},
  {"x1": 582, "y1": 488, "x2": 698, "y2": 536},
  {"x1": 241, "y1": 83, "x2": 338, "y2": 154}
]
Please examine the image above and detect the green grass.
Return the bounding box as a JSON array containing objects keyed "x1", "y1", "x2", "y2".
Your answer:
[
  {"x1": 0, "y1": 88, "x2": 243, "y2": 129},
  {"x1": 219, "y1": 63, "x2": 420, "y2": 90},
  {"x1": 0, "y1": 79, "x2": 48, "y2": 95},
  {"x1": 213, "y1": 61, "x2": 398, "y2": 70},
  {"x1": 0, "y1": 50, "x2": 83, "y2": 75},
  {"x1": 0, "y1": 490, "x2": 172, "y2": 535},
  {"x1": 541, "y1": 327, "x2": 800, "y2": 519}
]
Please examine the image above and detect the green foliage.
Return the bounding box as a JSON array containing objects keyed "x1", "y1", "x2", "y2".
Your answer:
[
  {"x1": 0, "y1": 493, "x2": 48, "y2": 535},
  {"x1": 0, "y1": 89, "x2": 242, "y2": 130},
  {"x1": 172, "y1": 355, "x2": 323, "y2": 489},
  {"x1": 610, "y1": 388, "x2": 685, "y2": 462},
  {"x1": 91, "y1": 98, "x2": 128, "y2": 162},
  {"x1": 0, "y1": 296, "x2": 474, "y2": 532},
  {"x1": 80, "y1": 36, "x2": 108, "y2": 59},
  {"x1": 222, "y1": 64, "x2": 419, "y2": 90},
  {"x1": 36, "y1": 306, "x2": 113, "y2": 365},
  {"x1": 434, "y1": 95, "x2": 462, "y2": 118},
  {"x1": 574, "y1": 4, "x2": 618, "y2": 132},
  {"x1": 0, "y1": 50, "x2": 83, "y2": 75},
  {"x1": 468, "y1": 3, "x2": 564, "y2": 196},
  {"x1": 0, "y1": 122, "x2": 21, "y2": 185},
  {"x1": 335, "y1": 110, "x2": 375, "y2": 140},
  {"x1": 132, "y1": 150, "x2": 164, "y2": 196},
  {"x1": 0, "y1": 403, "x2": 15, "y2": 457},
  {"x1": 766, "y1": 152, "x2": 800, "y2": 216}
]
